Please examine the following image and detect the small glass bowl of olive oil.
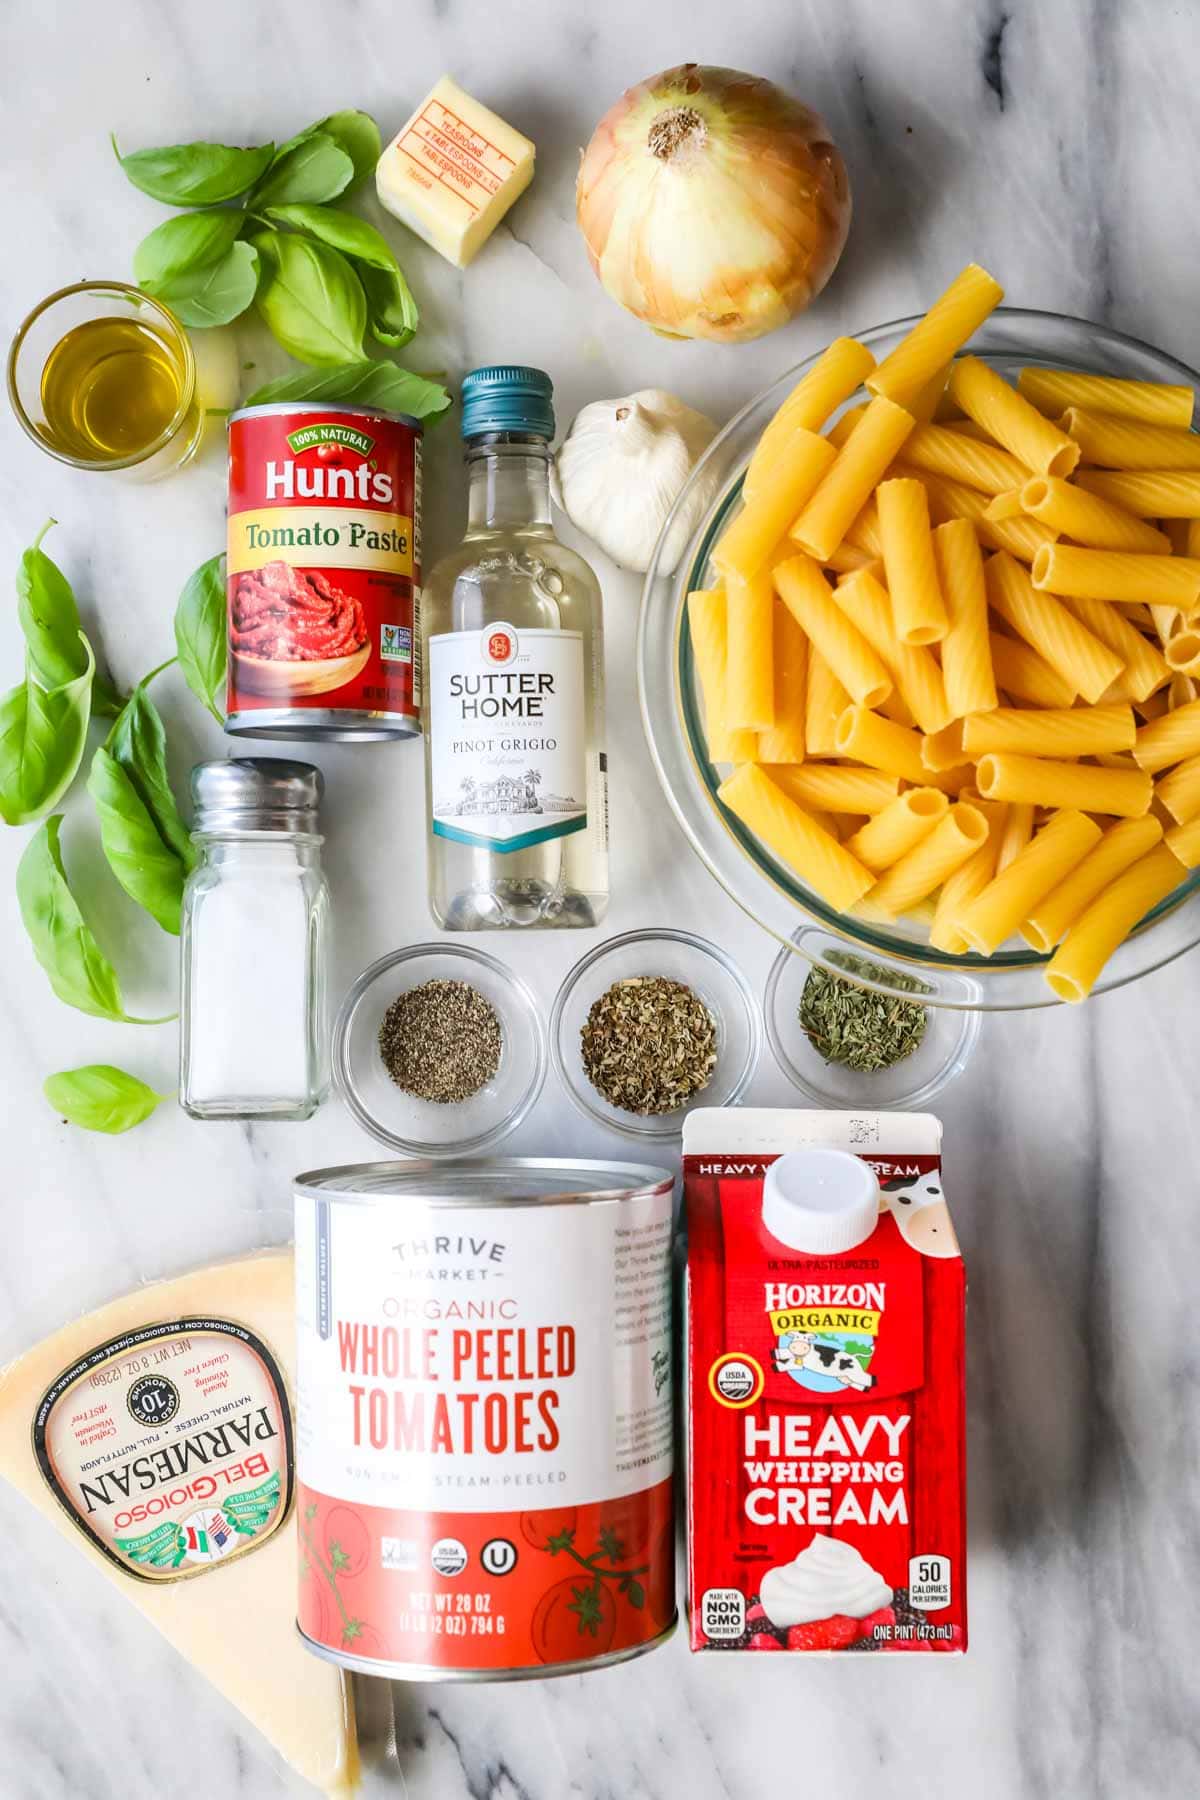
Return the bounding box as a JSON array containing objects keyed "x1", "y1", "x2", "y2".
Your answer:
[{"x1": 8, "y1": 281, "x2": 203, "y2": 479}]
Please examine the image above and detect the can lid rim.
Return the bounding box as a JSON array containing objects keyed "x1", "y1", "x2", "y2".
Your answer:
[
  {"x1": 293, "y1": 1156, "x2": 676, "y2": 1205},
  {"x1": 229, "y1": 401, "x2": 425, "y2": 430}
]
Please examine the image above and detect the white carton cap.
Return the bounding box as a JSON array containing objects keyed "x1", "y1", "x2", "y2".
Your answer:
[{"x1": 762, "y1": 1147, "x2": 880, "y2": 1254}]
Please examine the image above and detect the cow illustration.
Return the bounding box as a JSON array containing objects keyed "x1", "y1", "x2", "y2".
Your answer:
[
  {"x1": 880, "y1": 1171, "x2": 958, "y2": 1258},
  {"x1": 774, "y1": 1331, "x2": 874, "y2": 1391}
]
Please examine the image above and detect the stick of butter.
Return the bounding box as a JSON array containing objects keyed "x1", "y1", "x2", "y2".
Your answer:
[{"x1": 376, "y1": 75, "x2": 535, "y2": 268}]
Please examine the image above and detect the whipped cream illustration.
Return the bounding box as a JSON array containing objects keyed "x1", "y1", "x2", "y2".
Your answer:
[{"x1": 760, "y1": 1533, "x2": 892, "y2": 1627}]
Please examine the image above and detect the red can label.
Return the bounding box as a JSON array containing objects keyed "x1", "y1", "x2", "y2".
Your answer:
[
  {"x1": 226, "y1": 406, "x2": 421, "y2": 730},
  {"x1": 294, "y1": 1185, "x2": 676, "y2": 1674}
]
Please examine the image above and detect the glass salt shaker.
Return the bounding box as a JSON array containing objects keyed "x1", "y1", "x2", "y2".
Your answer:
[{"x1": 180, "y1": 758, "x2": 329, "y2": 1120}]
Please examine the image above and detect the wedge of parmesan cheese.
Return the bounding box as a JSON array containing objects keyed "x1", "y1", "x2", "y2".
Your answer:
[{"x1": 0, "y1": 1250, "x2": 357, "y2": 1797}]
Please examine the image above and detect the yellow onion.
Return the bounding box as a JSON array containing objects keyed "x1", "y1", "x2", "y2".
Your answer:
[{"x1": 577, "y1": 64, "x2": 850, "y2": 345}]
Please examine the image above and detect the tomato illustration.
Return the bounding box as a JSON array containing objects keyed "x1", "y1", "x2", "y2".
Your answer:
[
  {"x1": 594, "y1": 1491, "x2": 653, "y2": 1559},
  {"x1": 299, "y1": 1558, "x2": 337, "y2": 1646},
  {"x1": 520, "y1": 1506, "x2": 578, "y2": 1551},
  {"x1": 531, "y1": 1575, "x2": 617, "y2": 1664},
  {"x1": 341, "y1": 1620, "x2": 389, "y2": 1662},
  {"x1": 316, "y1": 442, "x2": 347, "y2": 466},
  {"x1": 324, "y1": 1505, "x2": 371, "y2": 1578}
]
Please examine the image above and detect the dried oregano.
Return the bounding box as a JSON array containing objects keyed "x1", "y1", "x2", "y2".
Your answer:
[
  {"x1": 799, "y1": 956, "x2": 928, "y2": 1074},
  {"x1": 581, "y1": 975, "x2": 717, "y2": 1115}
]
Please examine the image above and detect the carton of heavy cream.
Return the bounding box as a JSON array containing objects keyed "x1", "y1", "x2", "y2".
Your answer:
[{"x1": 684, "y1": 1109, "x2": 966, "y2": 1654}]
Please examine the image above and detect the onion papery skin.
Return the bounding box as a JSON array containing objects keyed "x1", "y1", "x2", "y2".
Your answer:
[{"x1": 577, "y1": 63, "x2": 851, "y2": 345}]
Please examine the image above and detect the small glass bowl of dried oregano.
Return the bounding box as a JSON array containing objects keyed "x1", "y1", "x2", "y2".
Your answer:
[
  {"x1": 551, "y1": 928, "x2": 761, "y2": 1138},
  {"x1": 334, "y1": 944, "x2": 547, "y2": 1156},
  {"x1": 764, "y1": 934, "x2": 981, "y2": 1109}
]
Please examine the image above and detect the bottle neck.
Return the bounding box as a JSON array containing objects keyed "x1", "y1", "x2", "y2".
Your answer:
[{"x1": 465, "y1": 438, "x2": 552, "y2": 533}]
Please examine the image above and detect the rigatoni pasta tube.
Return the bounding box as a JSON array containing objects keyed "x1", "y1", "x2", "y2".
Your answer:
[
  {"x1": 948, "y1": 356, "x2": 1080, "y2": 477},
  {"x1": 933, "y1": 519, "x2": 997, "y2": 717},
  {"x1": 1017, "y1": 477, "x2": 1169, "y2": 554},
  {"x1": 1022, "y1": 816, "x2": 1164, "y2": 951},
  {"x1": 756, "y1": 600, "x2": 808, "y2": 763},
  {"x1": 790, "y1": 396, "x2": 916, "y2": 562},
  {"x1": 866, "y1": 264, "x2": 1004, "y2": 408},
  {"x1": 902, "y1": 422, "x2": 1029, "y2": 494},
  {"x1": 1032, "y1": 543, "x2": 1200, "y2": 609},
  {"x1": 914, "y1": 468, "x2": 1055, "y2": 562},
  {"x1": 805, "y1": 649, "x2": 851, "y2": 755},
  {"x1": 1017, "y1": 367, "x2": 1194, "y2": 427},
  {"x1": 1062, "y1": 595, "x2": 1169, "y2": 705},
  {"x1": 744, "y1": 339, "x2": 877, "y2": 499},
  {"x1": 714, "y1": 429, "x2": 837, "y2": 580},
  {"x1": 773, "y1": 556, "x2": 892, "y2": 708},
  {"x1": 954, "y1": 810, "x2": 1103, "y2": 954},
  {"x1": 1073, "y1": 468, "x2": 1200, "y2": 519},
  {"x1": 962, "y1": 703, "x2": 1136, "y2": 757},
  {"x1": 1165, "y1": 816, "x2": 1200, "y2": 868},
  {"x1": 1058, "y1": 407, "x2": 1200, "y2": 469},
  {"x1": 987, "y1": 551, "x2": 1123, "y2": 704},
  {"x1": 996, "y1": 801, "x2": 1034, "y2": 871},
  {"x1": 863, "y1": 802, "x2": 989, "y2": 917},
  {"x1": 988, "y1": 632, "x2": 1078, "y2": 708},
  {"x1": 768, "y1": 764, "x2": 899, "y2": 815},
  {"x1": 844, "y1": 788, "x2": 949, "y2": 873},
  {"x1": 687, "y1": 590, "x2": 758, "y2": 762},
  {"x1": 717, "y1": 765, "x2": 874, "y2": 911},
  {"x1": 833, "y1": 566, "x2": 949, "y2": 731},
  {"x1": 1045, "y1": 845, "x2": 1185, "y2": 1002},
  {"x1": 929, "y1": 802, "x2": 1006, "y2": 952},
  {"x1": 835, "y1": 706, "x2": 929, "y2": 784},
  {"x1": 1132, "y1": 697, "x2": 1200, "y2": 772},
  {"x1": 975, "y1": 751, "x2": 1153, "y2": 818},
  {"x1": 1155, "y1": 753, "x2": 1200, "y2": 823},
  {"x1": 1164, "y1": 630, "x2": 1200, "y2": 676},
  {"x1": 876, "y1": 478, "x2": 949, "y2": 645},
  {"x1": 724, "y1": 567, "x2": 776, "y2": 730}
]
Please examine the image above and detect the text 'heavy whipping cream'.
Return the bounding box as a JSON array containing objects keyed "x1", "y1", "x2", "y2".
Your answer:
[
  {"x1": 294, "y1": 1160, "x2": 676, "y2": 1679},
  {"x1": 684, "y1": 1110, "x2": 966, "y2": 1654}
]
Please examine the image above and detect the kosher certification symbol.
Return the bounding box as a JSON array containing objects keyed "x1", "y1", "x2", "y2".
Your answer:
[
  {"x1": 708, "y1": 1353, "x2": 765, "y2": 1408},
  {"x1": 481, "y1": 1537, "x2": 518, "y2": 1577}
]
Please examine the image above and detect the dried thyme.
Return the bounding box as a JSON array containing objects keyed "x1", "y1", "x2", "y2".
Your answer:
[
  {"x1": 799, "y1": 957, "x2": 928, "y2": 1074},
  {"x1": 378, "y1": 978, "x2": 502, "y2": 1104},
  {"x1": 580, "y1": 975, "x2": 717, "y2": 1115}
]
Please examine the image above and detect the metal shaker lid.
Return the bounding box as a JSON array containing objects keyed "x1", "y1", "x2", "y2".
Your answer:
[{"x1": 191, "y1": 757, "x2": 324, "y2": 833}]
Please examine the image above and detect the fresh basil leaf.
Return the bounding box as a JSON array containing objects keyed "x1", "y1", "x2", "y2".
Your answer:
[
  {"x1": 112, "y1": 134, "x2": 274, "y2": 206},
  {"x1": 17, "y1": 522, "x2": 124, "y2": 716},
  {"x1": 17, "y1": 816, "x2": 129, "y2": 1019},
  {"x1": 254, "y1": 231, "x2": 366, "y2": 366},
  {"x1": 263, "y1": 204, "x2": 399, "y2": 271},
  {"x1": 250, "y1": 132, "x2": 354, "y2": 208},
  {"x1": 0, "y1": 638, "x2": 95, "y2": 827},
  {"x1": 44, "y1": 1064, "x2": 170, "y2": 1134},
  {"x1": 133, "y1": 210, "x2": 242, "y2": 287},
  {"x1": 106, "y1": 671, "x2": 195, "y2": 872},
  {"x1": 174, "y1": 555, "x2": 226, "y2": 722},
  {"x1": 88, "y1": 746, "x2": 186, "y2": 934},
  {"x1": 271, "y1": 111, "x2": 380, "y2": 188},
  {"x1": 245, "y1": 358, "x2": 451, "y2": 420},
  {"x1": 149, "y1": 240, "x2": 260, "y2": 329},
  {"x1": 359, "y1": 263, "x2": 419, "y2": 349}
]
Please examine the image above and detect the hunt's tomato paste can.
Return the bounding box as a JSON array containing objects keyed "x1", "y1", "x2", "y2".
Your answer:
[
  {"x1": 226, "y1": 404, "x2": 422, "y2": 740},
  {"x1": 293, "y1": 1159, "x2": 676, "y2": 1679}
]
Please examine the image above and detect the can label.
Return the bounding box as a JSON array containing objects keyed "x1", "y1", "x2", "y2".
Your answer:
[
  {"x1": 427, "y1": 624, "x2": 588, "y2": 853},
  {"x1": 294, "y1": 1191, "x2": 675, "y2": 1672},
  {"x1": 226, "y1": 407, "x2": 421, "y2": 728}
]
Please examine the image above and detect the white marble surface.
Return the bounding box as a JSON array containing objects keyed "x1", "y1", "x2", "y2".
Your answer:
[{"x1": 3, "y1": 2, "x2": 1200, "y2": 1795}]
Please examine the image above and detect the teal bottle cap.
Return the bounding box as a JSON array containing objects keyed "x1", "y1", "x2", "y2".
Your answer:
[{"x1": 460, "y1": 365, "x2": 555, "y2": 442}]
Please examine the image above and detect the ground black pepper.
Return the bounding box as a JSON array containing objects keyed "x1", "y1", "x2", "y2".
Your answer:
[
  {"x1": 378, "y1": 978, "x2": 502, "y2": 1103},
  {"x1": 580, "y1": 975, "x2": 717, "y2": 1115}
]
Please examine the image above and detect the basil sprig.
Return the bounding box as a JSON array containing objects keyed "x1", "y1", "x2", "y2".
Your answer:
[
  {"x1": 17, "y1": 521, "x2": 123, "y2": 714},
  {"x1": 115, "y1": 109, "x2": 444, "y2": 398},
  {"x1": 0, "y1": 637, "x2": 94, "y2": 827},
  {"x1": 245, "y1": 358, "x2": 450, "y2": 419},
  {"x1": 44, "y1": 1065, "x2": 171, "y2": 1134},
  {"x1": 173, "y1": 555, "x2": 227, "y2": 722}
]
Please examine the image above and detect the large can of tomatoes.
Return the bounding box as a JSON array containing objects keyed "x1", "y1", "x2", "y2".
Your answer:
[
  {"x1": 293, "y1": 1159, "x2": 677, "y2": 1679},
  {"x1": 225, "y1": 403, "x2": 422, "y2": 740}
]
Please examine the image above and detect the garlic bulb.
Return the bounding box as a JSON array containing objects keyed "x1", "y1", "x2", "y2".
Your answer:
[{"x1": 551, "y1": 388, "x2": 720, "y2": 574}]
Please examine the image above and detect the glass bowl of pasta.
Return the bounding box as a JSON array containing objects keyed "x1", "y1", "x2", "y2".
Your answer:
[{"x1": 638, "y1": 278, "x2": 1200, "y2": 1010}]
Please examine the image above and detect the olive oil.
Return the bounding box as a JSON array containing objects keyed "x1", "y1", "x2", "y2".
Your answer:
[{"x1": 39, "y1": 317, "x2": 185, "y2": 461}]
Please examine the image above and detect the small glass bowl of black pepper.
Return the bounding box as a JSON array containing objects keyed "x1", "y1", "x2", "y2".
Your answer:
[
  {"x1": 765, "y1": 931, "x2": 981, "y2": 1109},
  {"x1": 551, "y1": 928, "x2": 761, "y2": 1139},
  {"x1": 334, "y1": 944, "x2": 547, "y2": 1156}
]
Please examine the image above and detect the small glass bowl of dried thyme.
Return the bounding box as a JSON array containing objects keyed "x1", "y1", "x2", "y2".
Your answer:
[
  {"x1": 765, "y1": 933, "x2": 981, "y2": 1109},
  {"x1": 334, "y1": 944, "x2": 546, "y2": 1156},
  {"x1": 551, "y1": 929, "x2": 761, "y2": 1139}
]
